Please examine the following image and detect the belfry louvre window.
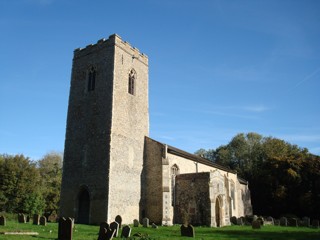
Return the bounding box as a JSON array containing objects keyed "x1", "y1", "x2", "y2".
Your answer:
[
  {"x1": 128, "y1": 69, "x2": 136, "y2": 95},
  {"x1": 88, "y1": 66, "x2": 96, "y2": 92}
]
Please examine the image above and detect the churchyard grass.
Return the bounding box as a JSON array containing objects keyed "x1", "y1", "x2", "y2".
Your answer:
[{"x1": 0, "y1": 220, "x2": 319, "y2": 240}]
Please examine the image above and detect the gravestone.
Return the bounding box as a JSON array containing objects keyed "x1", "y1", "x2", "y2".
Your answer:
[
  {"x1": 280, "y1": 217, "x2": 287, "y2": 226},
  {"x1": 18, "y1": 213, "x2": 26, "y2": 223},
  {"x1": 266, "y1": 216, "x2": 274, "y2": 225},
  {"x1": 274, "y1": 219, "x2": 280, "y2": 226},
  {"x1": 121, "y1": 225, "x2": 131, "y2": 238},
  {"x1": 115, "y1": 215, "x2": 122, "y2": 228},
  {"x1": 98, "y1": 222, "x2": 115, "y2": 240},
  {"x1": 133, "y1": 219, "x2": 139, "y2": 227},
  {"x1": 142, "y1": 217, "x2": 149, "y2": 228},
  {"x1": 312, "y1": 219, "x2": 319, "y2": 228},
  {"x1": 152, "y1": 223, "x2": 158, "y2": 228},
  {"x1": 253, "y1": 215, "x2": 258, "y2": 221},
  {"x1": 302, "y1": 217, "x2": 310, "y2": 227},
  {"x1": 33, "y1": 214, "x2": 40, "y2": 225},
  {"x1": 40, "y1": 216, "x2": 47, "y2": 226},
  {"x1": 0, "y1": 216, "x2": 6, "y2": 226},
  {"x1": 181, "y1": 224, "x2": 195, "y2": 237},
  {"x1": 110, "y1": 221, "x2": 119, "y2": 237},
  {"x1": 252, "y1": 220, "x2": 261, "y2": 229},
  {"x1": 287, "y1": 218, "x2": 298, "y2": 227},
  {"x1": 237, "y1": 217, "x2": 244, "y2": 226},
  {"x1": 58, "y1": 217, "x2": 74, "y2": 240},
  {"x1": 230, "y1": 216, "x2": 237, "y2": 225},
  {"x1": 257, "y1": 217, "x2": 264, "y2": 226}
]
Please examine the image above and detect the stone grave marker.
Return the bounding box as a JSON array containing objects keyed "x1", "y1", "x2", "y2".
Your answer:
[
  {"x1": 257, "y1": 217, "x2": 264, "y2": 226},
  {"x1": 302, "y1": 217, "x2": 310, "y2": 227},
  {"x1": 287, "y1": 218, "x2": 298, "y2": 227},
  {"x1": 266, "y1": 216, "x2": 274, "y2": 225},
  {"x1": 181, "y1": 224, "x2": 195, "y2": 237},
  {"x1": 33, "y1": 214, "x2": 40, "y2": 225},
  {"x1": 230, "y1": 216, "x2": 237, "y2": 225},
  {"x1": 252, "y1": 220, "x2": 261, "y2": 229},
  {"x1": 121, "y1": 225, "x2": 131, "y2": 238},
  {"x1": 98, "y1": 221, "x2": 115, "y2": 240},
  {"x1": 40, "y1": 216, "x2": 47, "y2": 226},
  {"x1": 115, "y1": 215, "x2": 122, "y2": 228},
  {"x1": 18, "y1": 213, "x2": 26, "y2": 223},
  {"x1": 237, "y1": 217, "x2": 244, "y2": 226},
  {"x1": 274, "y1": 219, "x2": 280, "y2": 226},
  {"x1": 312, "y1": 219, "x2": 319, "y2": 228},
  {"x1": 58, "y1": 217, "x2": 74, "y2": 240},
  {"x1": 280, "y1": 217, "x2": 287, "y2": 226},
  {"x1": 110, "y1": 221, "x2": 119, "y2": 237},
  {"x1": 152, "y1": 223, "x2": 158, "y2": 228},
  {"x1": 133, "y1": 219, "x2": 139, "y2": 227},
  {"x1": 0, "y1": 216, "x2": 6, "y2": 226},
  {"x1": 142, "y1": 217, "x2": 149, "y2": 228}
]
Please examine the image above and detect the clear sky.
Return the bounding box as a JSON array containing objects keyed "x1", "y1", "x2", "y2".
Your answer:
[{"x1": 1, "y1": 0, "x2": 319, "y2": 160}]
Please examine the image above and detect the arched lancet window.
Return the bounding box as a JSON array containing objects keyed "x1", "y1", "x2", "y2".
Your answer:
[
  {"x1": 128, "y1": 69, "x2": 136, "y2": 95},
  {"x1": 171, "y1": 164, "x2": 180, "y2": 206},
  {"x1": 88, "y1": 66, "x2": 96, "y2": 92}
]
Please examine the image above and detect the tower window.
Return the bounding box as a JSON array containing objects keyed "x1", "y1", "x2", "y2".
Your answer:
[
  {"x1": 88, "y1": 66, "x2": 96, "y2": 92},
  {"x1": 128, "y1": 69, "x2": 136, "y2": 95}
]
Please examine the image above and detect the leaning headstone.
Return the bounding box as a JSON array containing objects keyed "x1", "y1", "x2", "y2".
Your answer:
[
  {"x1": 252, "y1": 220, "x2": 261, "y2": 229},
  {"x1": 58, "y1": 217, "x2": 74, "y2": 240},
  {"x1": 98, "y1": 222, "x2": 109, "y2": 240},
  {"x1": 142, "y1": 217, "x2": 149, "y2": 228},
  {"x1": 115, "y1": 215, "x2": 122, "y2": 228},
  {"x1": 230, "y1": 216, "x2": 237, "y2": 225},
  {"x1": 302, "y1": 217, "x2": 310, "y2": 227},
  {"x1": 0, "y1": 216, "x2": 6, "y2": 226},
  {"x1": 287, "y1": 218, "x2": 298, "y2": 227},
  {"x1": 33, "y1": 214, "x2": 40, "y2": 225},
  {"x1": 312, "y1": 219, "x2": 319, "y2": 228},
  {"x1": 98, "y1": 222, "x2": 115, "y2": 240},
  {"x1": 133, "y1": 219, "x2": 139, "y2": 227},
  {"x1": 121, "y1": 225, "x2": 131, "y2": 238},
  {"x1": 152, "y1": 223, "x2": 158, "y2": 228},
  {"x1": 181, "y1": 224, "x2": 195, "y2": 237},
  {"x1": 18, "y1": 213, "x2": 26, "y2": 223},
  {"x1": 280, "y1": 217, "x2": 287, "y2": 226},
  {"x1": 110, "y1": 221, "x2": 119, "y2": 237},
  {"x1": 40, "y1": 216, "x2": 47, "y2": 226}
]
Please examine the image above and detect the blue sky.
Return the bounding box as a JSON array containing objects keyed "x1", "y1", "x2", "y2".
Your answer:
[{"x1": 0, "y1": 0, "x2": 319, "y2": 160}]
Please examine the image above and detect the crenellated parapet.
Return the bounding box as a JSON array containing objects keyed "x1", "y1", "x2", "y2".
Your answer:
[{"x1": 73, "y1": 34, "x2": 148, "y2": 65}]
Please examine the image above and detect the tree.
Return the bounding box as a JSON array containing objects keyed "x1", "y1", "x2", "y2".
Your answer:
[
  {"x1": 37, "y1": 152, "x2": 62, "y2": 218},
  {"x1": 0, "y1": 154, "x2": 44, "y2": 214},
  {"x1": 195, "y1": 132, "x2": 320, "y2": 219}
]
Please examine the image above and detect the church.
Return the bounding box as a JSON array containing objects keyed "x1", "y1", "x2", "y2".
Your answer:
[{"x1": 59, "y1": 34, "x2": 252, "y2": 227}]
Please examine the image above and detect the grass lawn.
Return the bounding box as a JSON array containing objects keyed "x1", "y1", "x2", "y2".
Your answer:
[{"x1": 0, "y1": 221, "x2": 319, "y2": 240}]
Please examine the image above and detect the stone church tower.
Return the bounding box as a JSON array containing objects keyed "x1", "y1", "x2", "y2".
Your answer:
[{"x1": 60, "y1": 34, "x2": 149, "y2": 224}]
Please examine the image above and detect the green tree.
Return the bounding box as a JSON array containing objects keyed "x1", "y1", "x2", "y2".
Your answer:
[
  {"x1": 37, "y1": 152, "x2": 62, "y2": 218},
  {"x1": 0, "y1": 154, "x2": 43, "y2": 214}
]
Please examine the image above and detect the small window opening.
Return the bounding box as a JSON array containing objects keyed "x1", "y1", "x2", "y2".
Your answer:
[
  {"x1": 128, "y1": 69, "x2": 136, "y2": 95},
  {"x1": 88, "y1": 66, "x2": 96, "y2": 92}
]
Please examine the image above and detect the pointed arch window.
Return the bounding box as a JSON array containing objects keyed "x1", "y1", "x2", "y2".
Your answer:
[
  {"x1": 171, "y1": 164, "x2": 180, "y2": 206},
  {"x1": 87, "y1": 66, "x2": 96, "y2": 92},
  {"x1": 128, "y1": 69, "x2": 136, "y2": 95}
]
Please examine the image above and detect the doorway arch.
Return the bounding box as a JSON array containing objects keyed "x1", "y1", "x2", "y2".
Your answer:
[{"x1": 77, "y1": 187, "x2": 90, "y2": 224}]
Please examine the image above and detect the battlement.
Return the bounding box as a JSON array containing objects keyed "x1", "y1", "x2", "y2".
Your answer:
[{"x1": 73, "y1": 34, "x2": 148, "y2": 65}]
